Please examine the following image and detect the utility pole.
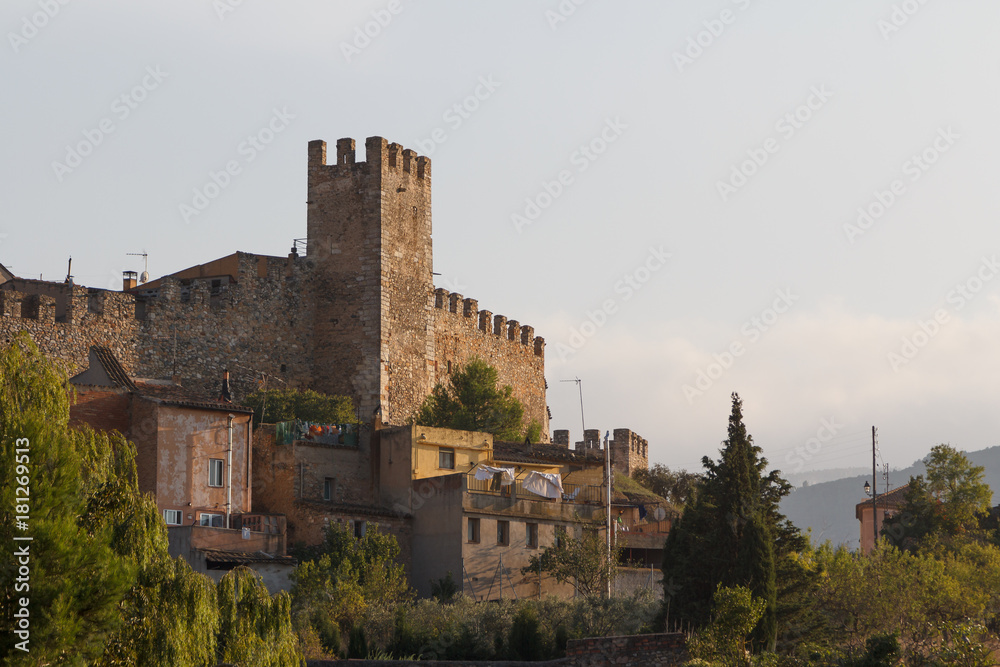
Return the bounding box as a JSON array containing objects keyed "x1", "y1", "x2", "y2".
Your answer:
[
  {"x1": 872, "y1": 426, "x2": 878, "y2": 550},
  {"x1": 604, "y1": 430, "x2": 612, "y2": 599}
]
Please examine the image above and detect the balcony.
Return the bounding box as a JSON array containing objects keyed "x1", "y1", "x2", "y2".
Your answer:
[{"x1": 463, "y1": 474, "x2": 606, "y2": 522}]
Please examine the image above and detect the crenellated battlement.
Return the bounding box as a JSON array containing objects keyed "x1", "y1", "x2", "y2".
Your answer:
[
  {"x1": 0, "y1": 282, "x2": 137, "y2": 324},
  {"x1": 432, "y1": 287, "x2": 544, "y2": 357},
  {"x1": 0, "y1": 283, "x2": 140, "y2": 380},
  {"x1": 307, "y1": 137, "x2": 431, "y2": 180}
]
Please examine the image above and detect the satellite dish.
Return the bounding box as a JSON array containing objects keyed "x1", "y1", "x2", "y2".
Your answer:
[
  {"x1": 654, "y1": 507, "x2": 666, "y2": 521},
  {"x1": 139, "y1": 271, "x2": 149, "y2": 284}
]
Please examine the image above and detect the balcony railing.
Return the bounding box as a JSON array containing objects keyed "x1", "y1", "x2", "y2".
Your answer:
[{"x1": 465, "y1": 474, "x2": 604, "y2": 504}]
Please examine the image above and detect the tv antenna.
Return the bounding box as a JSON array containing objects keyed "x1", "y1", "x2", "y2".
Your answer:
[
  {"x1": 127, "y1": 252, "x2": 149, "y2": 284},
  {"x1": 559, "y1": 377, "x2": 586, "y2": 437}
]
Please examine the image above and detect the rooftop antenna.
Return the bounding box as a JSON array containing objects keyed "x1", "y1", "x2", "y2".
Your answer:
[
  {"x1": 65, "y1": 256, "x2": 73, "y2": 284},
  {"x1": 127, "y1": 251, "x2": 149, "y2": 283},
  {"x1": 559, "y1": 377, "x2": 586, "y2": 438}
]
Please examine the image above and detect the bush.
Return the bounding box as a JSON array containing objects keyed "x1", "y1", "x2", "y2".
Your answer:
[
  {"x1": 508, "y1": 606, "x2": 545, "y2": 660},
  {"x1": 347, "y1": 624, "x2": 368, "y2": 659},
  {"x1": 243, "y1": 387, "x2": 355, "y2": 426}
]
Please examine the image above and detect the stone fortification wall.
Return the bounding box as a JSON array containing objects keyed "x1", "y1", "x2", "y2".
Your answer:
[
  {"x1": 135, "y1": 252, "x2": 315, "y2": 402},
  {"x1": 611, "y1": 428, "x2": 648, "y2": 476},
  {"x1": 431, "y1": 288, "x2": 548, "y2": 441},
  {"x1": 306, "y1": 137, "x2": 434, "y2": 425},
  {"x1": 0, "y1": 284, "x2": 139, "y2": 377},
  {"x1": 4, "y1": 137, "x2": 549, "y2": 438}
]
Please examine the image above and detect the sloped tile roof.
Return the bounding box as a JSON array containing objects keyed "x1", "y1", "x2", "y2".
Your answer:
[
  {"x1": 92, "y1": 346, "x2": 137, "y2": 391},
  {"x1": 197, "y1": 548, "x2": 297, "y2": 566}
]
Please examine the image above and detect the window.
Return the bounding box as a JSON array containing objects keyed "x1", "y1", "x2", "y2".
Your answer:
[
  {"x1": 324, "y1": 478, "x2": 334, "y2": 501},
  {"x1": 439, "y1": 447, "x2": 455, "y2": 470},
  {"x1": 353, "y1": 520, "x2": 367, "y2": 538},
  {"x1": 467, "y1": 518, "x2": 480, "y2": 543},
  {"x1": 199, "y1": 513, "x2": 223, "y2": 527},
  {"x1": 497, "y1": 520, "x2": 510, "y2": 546},
  {"x1": 208, "y1": 459, "x2": 224, "y2": 487},
  {"x1": 526, "y1": 522, "x2": 538, "y2": 549},
  {"x1": 164, "y1": 509, "x2": 182, "y2": 525}
]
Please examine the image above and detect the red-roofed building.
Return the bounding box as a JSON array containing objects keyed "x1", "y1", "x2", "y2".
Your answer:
[
  {"x1": 69, "y1": 347, "x2": 295, "y2": 591},
  {"x1": 855, "y1": 485, "x2": 909, "y2": 553}
]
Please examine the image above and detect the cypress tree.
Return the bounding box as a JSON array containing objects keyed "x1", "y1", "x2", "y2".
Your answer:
[{"x1": 662, "y1": 393, "x2": 792, "y2": 651}]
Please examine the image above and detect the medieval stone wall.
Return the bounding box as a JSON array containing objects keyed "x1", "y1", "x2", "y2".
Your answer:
[
  {"x1": 611, "y1": 428, "x2": 649, "y2": 476},
  {"x1": 3, "y1": 137, "x2": 549, "y2": 439},
  {"x1": 135, "y1": 252, "x2": 315, "y2": 402},
  {"x1": 0, "y1": 285, "x2": 139, "y2": 377},
  {"x1": 431, "y1": 289, "x2": 548, "y2": 440}
]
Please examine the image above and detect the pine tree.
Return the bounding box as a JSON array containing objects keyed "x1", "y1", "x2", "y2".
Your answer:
[{"x1": 662, "y1": 393, "x2": 796, "y2": 652}]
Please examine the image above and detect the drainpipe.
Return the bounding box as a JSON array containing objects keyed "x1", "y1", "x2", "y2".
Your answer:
[
  {"x1": 227, "y1": 414, "x2": 234, "y2": 529},
  {"x1": 245, "y1": 414, "x2": 251, "y2": 513}
]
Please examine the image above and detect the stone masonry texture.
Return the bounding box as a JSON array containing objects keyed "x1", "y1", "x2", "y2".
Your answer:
[{"x1": 1, "y1": 137, "x2": 549, "y2": 439}]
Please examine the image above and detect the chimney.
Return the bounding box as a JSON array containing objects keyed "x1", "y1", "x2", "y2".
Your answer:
[
  {"x1": 219, "y1": 369, "x2": 232, "y2": 403},
  {"x1": 123, "y1": 271, "x2": 138, "y2": 290}
]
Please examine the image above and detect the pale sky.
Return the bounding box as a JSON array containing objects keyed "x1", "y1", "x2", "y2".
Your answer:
[{"x1": 3, "y1": 1, "x2": 999, "y2": 476}]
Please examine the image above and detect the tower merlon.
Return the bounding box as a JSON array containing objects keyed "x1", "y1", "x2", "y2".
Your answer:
[
  {"x1": 506, "y1": 320, "x2": 520, "y2": 342},
  {"x1": 308, "y1": 137, "x2": 429, "y2": 179},
  {"x1": 478, "y1": 309, "x2": 493, "y2": 333},
  {"x1": 462, "y1": 298, "x2": 478, "y2": 319},
  {"x1": 434, "y1": 288, "x2": 450, "y2": 309},
  {"x1": 308, "y1": 139, "x2": 327, "y2": 167},
  {"x1": 337, "y1": 138, "x2": 356, "y2": 166},
  {"x1": 448, "y1": 292, "x2": 463, "y2": 314},
  {"x1": 519, "y1": 325, "x2": 533, "y2": 346}
]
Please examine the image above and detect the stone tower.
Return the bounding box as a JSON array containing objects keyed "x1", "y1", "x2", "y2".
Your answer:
[{"x1": 306, "y1": 137, "x2": 433, "y2": 423}]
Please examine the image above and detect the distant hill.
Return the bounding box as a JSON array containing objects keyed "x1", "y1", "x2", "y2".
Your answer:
[
  {"x1": 784, "y1": 467, "x2": 869, "y2": 488},
  {"x1": 778, "y1": 446, "x2": 1000, "y2": 549}
]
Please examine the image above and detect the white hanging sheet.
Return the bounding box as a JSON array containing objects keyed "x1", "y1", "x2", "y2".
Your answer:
[
  {"x1": 473, "y1": 465, "x2": 515, "y2": 485},
  {"x1": 523, "y1": 471, "x2": 564, "y2": 499}
]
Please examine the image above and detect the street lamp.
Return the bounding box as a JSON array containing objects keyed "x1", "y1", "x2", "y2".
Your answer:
[{"x1": 864, "y1": 480, "x2": 871, "y2": 496}]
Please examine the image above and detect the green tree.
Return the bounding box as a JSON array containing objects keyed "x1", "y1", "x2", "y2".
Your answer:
[
  {"x1": 507, "y1": 606, "x2": 545, "y2": 660},
  {"x1": 291, "y1": 522, "x2": 411, "y2": 648},
  {"x1": 415, "y1": 357, "x2": 535, "y2": 441},
  {"x1": 522, "y1": 529, "x2": 620, "y2": 597},
  {"x1": 882, "y1": 444, "x2": 993, "y2": 550},
  {"x1": 216, "y1": 567, "x2": 299, "y2": 667},
  {"x1": 243, "y1": 387, "x2": 356, "y2": 426},
  {"x1": 632, "y1": 463, "x2": 702, "y2": 506},
  {"x1": 661, "y1": 393, "x2": 798, "y2": 652},
  {"x1": 0, "y1": 334, "x2": 135, "y2": 664},
  {"x1": 687, "y1": 584, "x2": 767, "y2": 667}
]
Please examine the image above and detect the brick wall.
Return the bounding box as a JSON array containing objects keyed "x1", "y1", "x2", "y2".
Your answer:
[{"x1": 69, "y1": 387, "x2": 131, "y2": 434}]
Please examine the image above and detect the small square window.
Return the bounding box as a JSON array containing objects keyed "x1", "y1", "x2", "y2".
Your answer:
[
  {"x1": 208, "y1": 459, "x2": 224, "y2": 487},
  {"x1": 164, "y1": 509, "x2": 182, "y2": 525},
  {"x1": 324, "y1": 478, "x2": 334, "y2": 501},
  {"x1": 497, "y1": 520, "x2": 509, "y2": 546},
  {"x1": 354, "y1": 520, "x2": 367, "y2": 538},
  {"x1": 526, "y1": 522, "x2": 538, "y2": 549},
  {"x1": 439, "y1": 447, "x2": 455, "y2": 470},
  {"x1": 468, "y1": 518, "x2": 480, "y2": 543}
]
